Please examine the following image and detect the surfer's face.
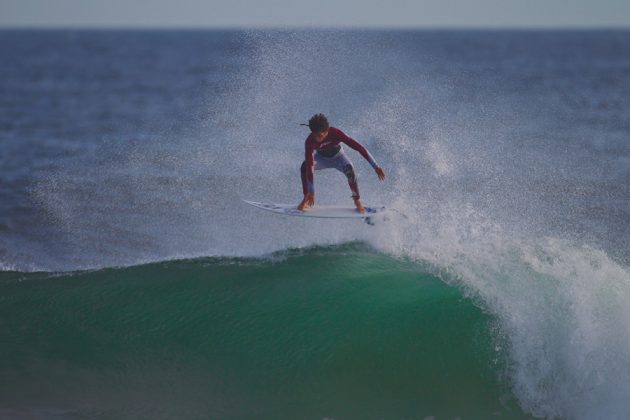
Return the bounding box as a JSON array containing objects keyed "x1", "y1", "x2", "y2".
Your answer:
[{"x1": 313, "y1": 129, "x2": 329, "y2": 143}]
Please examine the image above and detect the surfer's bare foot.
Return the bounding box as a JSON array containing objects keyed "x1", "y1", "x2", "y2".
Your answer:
[
  {"x1": 297, "y1": 193, "x2": 315, "y2": 211},
  {"x1": 353, "y1": 197, "x2": 365, "y2": 214}
]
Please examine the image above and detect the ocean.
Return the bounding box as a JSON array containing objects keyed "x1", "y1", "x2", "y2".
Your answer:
[{"x1": 1, "y1": 29, "x2": 629, "y2": 419}]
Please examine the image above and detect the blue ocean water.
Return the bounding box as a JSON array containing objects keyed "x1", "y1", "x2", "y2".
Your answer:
[{"x1": 1, "y1": 30, "x2": 630, "y2": 419}]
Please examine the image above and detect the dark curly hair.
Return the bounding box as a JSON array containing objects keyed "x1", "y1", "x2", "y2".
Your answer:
[{"x1": 307, "y1": 113, "x2": 329, "y2": 133}]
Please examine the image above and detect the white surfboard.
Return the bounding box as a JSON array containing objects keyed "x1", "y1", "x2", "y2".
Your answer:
[{"x1": 243, "y1": 200, "x2": 386, "y2": 220}]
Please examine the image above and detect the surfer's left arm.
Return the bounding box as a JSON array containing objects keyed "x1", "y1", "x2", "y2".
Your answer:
[{"x1": 338, "y1": 130, "x2": 386, "y2": 181}]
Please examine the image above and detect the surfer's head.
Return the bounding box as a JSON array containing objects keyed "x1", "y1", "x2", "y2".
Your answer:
[
  {"x1": 308, "y1": 113, "x2": 329, "y2": 142},
  {"x1": 308, "y1": 113, "x2": 329, "y2": 132}
]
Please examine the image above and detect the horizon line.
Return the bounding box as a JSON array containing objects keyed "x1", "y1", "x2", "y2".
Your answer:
[{"x1": 1, "y1": 24, "x2": 630, "y2": 31}]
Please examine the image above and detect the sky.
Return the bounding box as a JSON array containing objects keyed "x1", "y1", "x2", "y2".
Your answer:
[{"x1": 1, "y1": 0, "x2": 630, "y2": 28}]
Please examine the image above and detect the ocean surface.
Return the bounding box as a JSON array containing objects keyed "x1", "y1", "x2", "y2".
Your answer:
[{"x1": 1, "y1": 29, "x2": 630, "y2": 419}]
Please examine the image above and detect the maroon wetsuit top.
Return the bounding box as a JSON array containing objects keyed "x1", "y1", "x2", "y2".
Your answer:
[{"x1": 304, "y1": 127, "x2": 378, "y2": 193}]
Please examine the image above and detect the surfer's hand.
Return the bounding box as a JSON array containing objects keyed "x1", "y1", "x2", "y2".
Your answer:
[
  {"x1": 375, "y1": 166, "x2": 385, "y2": 181},
  {"x1": 297, "y1": 193, "x2": 315, "y2": 211}
]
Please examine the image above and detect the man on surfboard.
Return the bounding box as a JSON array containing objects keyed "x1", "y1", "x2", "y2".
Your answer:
[{"x1": 298, "y1": 113, "x2": 385, "y2": 213}]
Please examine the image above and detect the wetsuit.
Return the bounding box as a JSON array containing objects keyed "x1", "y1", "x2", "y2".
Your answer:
[{"x1": 301, "y1": 127, "x2": 378, "y2": 199}]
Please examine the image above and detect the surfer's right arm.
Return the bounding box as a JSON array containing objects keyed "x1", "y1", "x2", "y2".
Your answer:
[{"x1": 305, "y1": 139, "x2": 316, "y2": 194}]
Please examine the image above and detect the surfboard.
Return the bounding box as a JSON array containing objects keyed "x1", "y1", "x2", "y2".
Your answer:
[{"x1": 243, "y1": 200, "x2": 386, "y2": 220}]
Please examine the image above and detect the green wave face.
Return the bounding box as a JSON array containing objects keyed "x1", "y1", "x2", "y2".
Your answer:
[{"x1": 0, "y1": 244, "x2": 529, "y2": 419}]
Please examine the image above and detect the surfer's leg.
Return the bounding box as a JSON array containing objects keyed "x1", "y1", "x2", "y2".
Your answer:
[
  {"x1": 342, "y1": 164, "x2": 360, "y2": 199},
  {"x1": 331, "y1": 151, "x2": 364, "y2": 212},
  {"x1": 332, "y1": 152, "x2": 360, "y2": 199},
  {"x1": 343, "y1": 164, "x2": 364, "y2": 213}
]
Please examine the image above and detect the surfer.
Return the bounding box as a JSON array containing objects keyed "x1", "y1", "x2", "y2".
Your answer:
[{"x1": 298, "y1": 113, "x2": 385, "y2": 213}]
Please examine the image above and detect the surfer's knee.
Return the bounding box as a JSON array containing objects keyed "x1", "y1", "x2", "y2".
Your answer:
[{"x1": 342, "y1": 164, "x2": 356, "y2": 183}]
